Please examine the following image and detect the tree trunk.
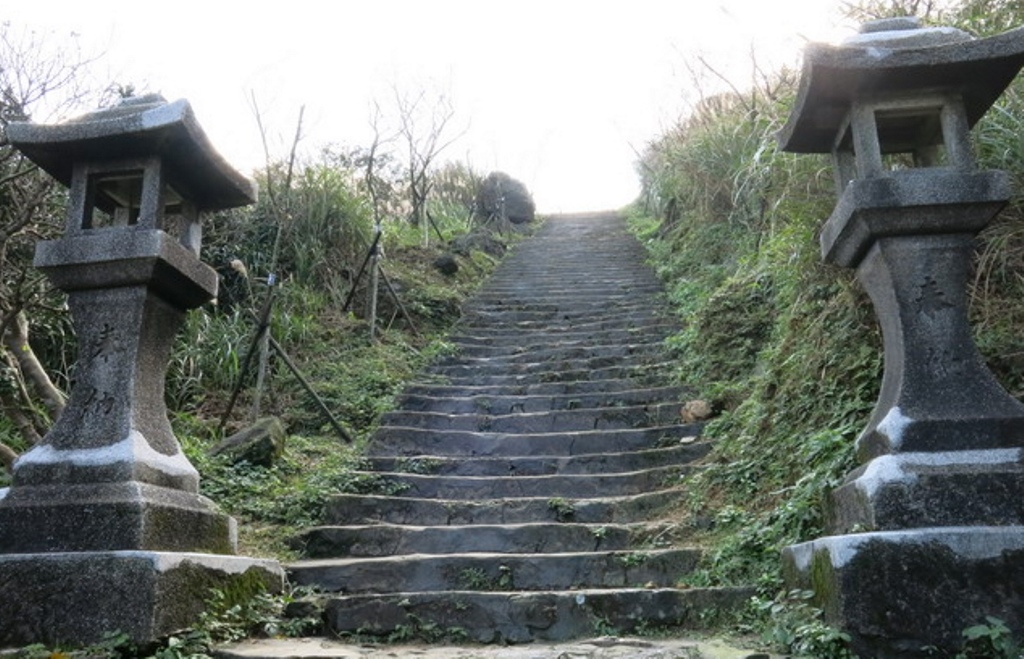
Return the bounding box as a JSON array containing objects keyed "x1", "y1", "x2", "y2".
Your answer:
[
  {"x1": 0, "y1": 441, "x2": 17, "y2": 473},
  {"x1": 2, "y1": 310, "x2": 65, "y2": 421}
]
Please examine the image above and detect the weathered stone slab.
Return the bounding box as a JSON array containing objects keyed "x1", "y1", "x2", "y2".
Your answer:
[
  {"x1": 378, "y1": 402, "x2": 684, "y2": 434},
  {"x1": 0, "y1": 481, "x2": 235, "y2": 554},
  {"x1": 366, "y1": 442, "x2": 709, "y2": 477},
  {"x1": 827, "y1": 448, "x2": 1024, "y2": 533},
  {"x1": 367, "y1": 425, "x2": 699, "y2": 457},
  {"x1": 0, "y1": 551, "x2": 283, "y2": 647},
  {"x1": 352, "y1": 466, "x2": 689, "y2": 500},
  {"x1": 322, "y1": 588, "x2": 755, "y2": 643},
  {"x1": 295, "y1": 522, "x2": 672, "y2": 558},
  {"x1": 288, "y1": 548, "x2": 701, "y2": 593},
  {"x1": 321, "y1": 489, "x2": 684, "y2": 526},
  {"x1": 393, "y1": 386, "x2": 690, "y2": 415},
  {"x1": 784, "y1": 527, "x2": 1024, "y2": 657}
]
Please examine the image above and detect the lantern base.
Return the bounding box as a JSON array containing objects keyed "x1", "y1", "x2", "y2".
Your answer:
[
  {"x1": 0, "y1": 550, "x2": 283, "y2": 648},
  {"x1": 784, "y1": 527, "x2": 1024, "y2": 658},
  {"x1": 0, "y1": 481, "x2": 236, "y2": 554},
  {"x1": 827, "y1": 448, "x2": 1024, "y2": 534}
]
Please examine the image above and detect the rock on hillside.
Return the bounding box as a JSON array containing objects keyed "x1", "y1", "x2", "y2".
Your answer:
[{"x1": 476, "y1": 171, "x2": 535, "y2": 224}]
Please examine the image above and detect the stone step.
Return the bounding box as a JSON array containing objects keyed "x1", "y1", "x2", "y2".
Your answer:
[
  {"x1": 451, "y1": 339, "x2": 669, "y2": 360},
  {"x1": 462, "y1": 295, "x2": 667, "y2": 312},
  {"x1": 449, "y1": 324, "x2": 676, "y2": 348},
  {"x1": 368, "y1": 424, "x2": 700, "y2": 457},
  {"x1": 400, "y1": 379, "x2": 686, "y2": 399},
  {"x1": 322, "y1": 488, "x2": 685, "y2": 526},
  {"x1": 351, "y1": 466, "x2": 690, "y2": 500},
  {"x1": 287, "y1": 548, "x2": 700, "y2": 593},
  {"x1": 294, "y1": 522, "x2": 676, "y2": 558},
  {"x1": 458, "y1": 305, "x2": 668, "y2": 324},
  {"x1": 430, "y1": 355, "x2": 671, "y2": 381},
  {"x1": 367, "y1": 442, "x2": 709, "y2": 477},
  {"x1": 378, "y1": 403, "x2": 685, "y2": 434},
  {"x1": 439, "y1": 342, "x2": 667, "y2": 366},
  {"x1": 394, "y1": 387, "x2": 691, "y2": 414},
  {"x1": 432, "y1": 362, "x2": 675, "y2": 387},
  {"x1": 321, "y1": 587, "x2": 756, "y2": 643},
  {"x1": 463, "y1": 293, "x2": 666, "y2": 308},
  {"x1": 477, "y1": 274, "x2": 659, "y2": 286},
  {"x1": 453, "y1": 313, "x2": 673, "y2": 335}
]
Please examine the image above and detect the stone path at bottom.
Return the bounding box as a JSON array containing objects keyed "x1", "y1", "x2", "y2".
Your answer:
[
  {"x1": 216, "y1": 635, "x2": 775, "y2": 658},
  {"x1": 223, "y1": 212, "x2": 773, "y2": 657}
]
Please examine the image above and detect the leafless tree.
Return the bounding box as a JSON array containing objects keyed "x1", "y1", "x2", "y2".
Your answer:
[
  {"x1": 393, "y1": 85, "x2": 465, "y2": 245},
  {"x1": 0, "y1": 23, "x2": 107, "y2": 471}
]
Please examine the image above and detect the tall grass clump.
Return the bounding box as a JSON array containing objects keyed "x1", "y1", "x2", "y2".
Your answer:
[{"x1": 634, "y1": 80, "x2": 877, "y2": 593}]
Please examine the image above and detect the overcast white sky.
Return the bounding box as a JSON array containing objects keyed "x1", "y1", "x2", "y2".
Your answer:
[{"x1": 7, "y1": 0, "x2": 851, "y2": 212}]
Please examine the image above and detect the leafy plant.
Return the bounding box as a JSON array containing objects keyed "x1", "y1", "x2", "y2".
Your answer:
[
  {"x1": 547, "y1": 497, "x2": 576, "y2": 522},
  {"x1": 755, "y1": 590, "x2": 854, "y2": 659},
  {"x1": 957, "y1": 616, "x2": 1019, "y2": 658}
]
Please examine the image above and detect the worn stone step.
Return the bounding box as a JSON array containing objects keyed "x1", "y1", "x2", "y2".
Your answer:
[
  {"x1": 352, "y1": 466, "x2": 690, "y2": 500},
  {"x1": 322, "y1": 587, "x2": 756, "y2": 643},
  {"x1": 458, "y1": 305, "x2": 669, "y2": 325},
  {"x1": 463, "y1": 296, "x2": 667, "y2": 313},
  {"x1": 394, "y1": 387, "x2": 691, "y2": 415},
  {"x1": 287, "y1": 548, "x2": 701, "y2": 594},
  {"x1": 480, "y1": 272, "x2": 660, "y2": 285},
  {"x1": 367, "y1": 442, "x2": 709, "y2": 477},
  {"x1": 401, "y1": 379, "x2": 686, "y2": 399},
  {"x1": 368, "y1": 424, "x2": 699, "y2": 457},
  {"x1": 451, "y1": 339, "x2": 669, "y2": 360},
  {"x1": 430, "y1": 354, "x2": 671, "y2": 381},
  {"x1": 449, "y1": 324, "x2": 676, "y2": 348},
  {"x1": 378, "y1": 403, "x2": 684, "y2": 434},
  {"x1": 454, "y1": 313, "x2": 673, "y2": 335},
  {"x1": 432, "y1": 363, "x2": 675, "y2": 388},
  {"x1": 294, "y1": 522, "x2": 675, "y2": 558},
  {"x1": 461, "y1": 296, "x2": 665, "y2": 312},
  {"x1": 322, "y1": 488, "x2": 685, "y2": 526},
  {"x1": 439, "y1": 342, "x2": 667, "y2": 367}
]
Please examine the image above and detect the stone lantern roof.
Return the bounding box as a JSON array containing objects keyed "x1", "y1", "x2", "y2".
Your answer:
[
  {"x1": 778, "y1": 19, "x2": 1024, "y2": 154},
  {"x1": 6, "y1": 93, "x2": 256, "y2": 210}
]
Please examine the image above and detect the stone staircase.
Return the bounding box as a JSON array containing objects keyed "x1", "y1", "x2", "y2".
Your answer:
[{"x1": 285, "y1": 212, "x2": 752, "y2": 644}]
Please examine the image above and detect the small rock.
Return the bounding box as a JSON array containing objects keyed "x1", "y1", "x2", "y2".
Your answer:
[
  {"x1": 210, "y1": 416, "x2": 286, "y2": 467},
  {"x1": 434, "y1": 253, "x2": 459, "y2": 276},
  {"x1": 681, "y1": 399, "x2": 712, "y2": 423},
  {"x1": 679, "y1": 436, "x2": 699, "y2": 445}
]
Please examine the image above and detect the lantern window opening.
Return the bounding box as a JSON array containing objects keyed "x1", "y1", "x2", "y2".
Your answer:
[
  {"x1": 874, "y1": 104, "x2": 947, "y2": 170},
  {"x1": 828, "y1": 93, "x2": 980, "y2": 196},
  {"x1": 85, "y1": 169, "x2": 145, "y2": 230},
  {"x1": 832, "y1": 116, "x2": 857, "y2": 196}
]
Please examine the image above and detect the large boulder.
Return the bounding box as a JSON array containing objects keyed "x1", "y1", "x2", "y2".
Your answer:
[{"x1": 475, "y1": 171, "x2": 535, "y2": 225}]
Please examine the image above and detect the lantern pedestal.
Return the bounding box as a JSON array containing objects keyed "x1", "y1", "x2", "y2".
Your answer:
[
  {"x1": 821, "y1": 170, "x2": 1024, "y2": 463},
  {"x1": 784, "y1": 528, "x2": 1024, "y2": 658},
  {"x1": 776, "y1": 16, "x2": 1024, "y2": 656},
  {"x1": 784, "y1": 168, "x2": 1024, "y2": 657},
  {"x1": 0, "y1": 95, "x2": 282, "y2": 648},
  {"x1": 0, "y1": 550, "x2": 282, "y2": 647}
]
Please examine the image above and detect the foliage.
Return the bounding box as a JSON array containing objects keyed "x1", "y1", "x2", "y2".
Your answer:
[
  {"x1": 756, "y1": 590, "x2": 854, "y2": 658},
  {"x1": 8, "y1": 585, "x2": 321, "y2": 659},
  {"x1": 956, "y1": 616, "x2": 1020, "y2": 658}
]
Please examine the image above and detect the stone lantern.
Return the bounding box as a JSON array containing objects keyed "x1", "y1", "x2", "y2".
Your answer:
[
  {"x1": 0, "y1": 95, "x2": 282, "y2": 647},
  {"x1": 778, "y1": 18, "x2": 1024, "y2": 656}
]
